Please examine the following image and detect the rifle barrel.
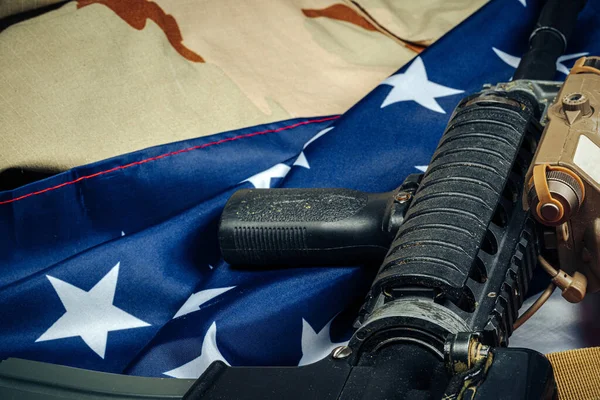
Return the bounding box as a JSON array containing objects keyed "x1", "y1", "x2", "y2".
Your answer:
[{"x1": 514, "y1": 0, "x2": 587, "y2": 80}]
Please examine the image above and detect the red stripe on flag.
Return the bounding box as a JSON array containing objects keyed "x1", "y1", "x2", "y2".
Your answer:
[{"x1": 0, "y1": 116, "x2": 340, "y2": 205}]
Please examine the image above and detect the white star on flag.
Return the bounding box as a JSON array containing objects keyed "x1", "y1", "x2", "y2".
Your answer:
[
  {"x1": 243, "y1": 163, "x2": 291, "y2": 189},
  {"x1": 519, "y1": 0, "x2": 526, "y2": 6},
  {"x1": 163, "y1": 322, "x2": 229, "y2": 378},
  {"x1": 293, "y1": 127, "x2": 335, "y2": 169},
  {"x1": 379, "y1": 56, "x2": 464, "y2": 114},
  {"x1": 173, "y1": 287, "x2": 235, "y2": 319},
  {"x1": 298, "y1": 317, "x2": 347, "y2": 366},
  {"x1": 243, "y1": 126, "x2": 335, "y2": 188},
  {"x1": 36, "y1": 262, "x2": 150, "y2": 359},
  {"x1": 492, "y1": 48, "x2": 589, "y2": 75},
  {"x1": 415, "y1": 165, "x2": 428, "y2": 172}
]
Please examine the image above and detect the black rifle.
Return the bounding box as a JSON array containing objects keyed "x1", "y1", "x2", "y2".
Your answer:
[
  {"x1": 0, "y1": 0, "x2": 588, "y2": 399},
  {"x1": 193, "y1": 1, "x2": 586, "y2": 399}
]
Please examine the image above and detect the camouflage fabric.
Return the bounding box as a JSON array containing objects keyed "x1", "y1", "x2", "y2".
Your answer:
[
  {"x1": 352, "y1": 0, "x2": 488, "y2": 46},
  {"x1": 0, "y1": 0, "x2": 486, "y2": 174},
  {"x1": 0, "y1": 0, "x2": 65, "y2": 19}
]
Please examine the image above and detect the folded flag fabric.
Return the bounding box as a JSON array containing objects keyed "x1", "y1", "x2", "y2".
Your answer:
[
  {"x1": 1, "y1": 0, "x2": 599, "y2": 379},
  {"x1": 0, "y1": 0, "x2": 485, "y2": 175}
]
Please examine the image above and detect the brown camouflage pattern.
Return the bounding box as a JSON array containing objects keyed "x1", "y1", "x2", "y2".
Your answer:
[
  {"x1": 302, "y1": 4, "x2": 378, "y2": 32},
  {"x1": 0, "y1": 0, "x2": 486, "y2": 174},
  {"x1": 76, "y1": 0, "x2": 204, "y2": 62}
]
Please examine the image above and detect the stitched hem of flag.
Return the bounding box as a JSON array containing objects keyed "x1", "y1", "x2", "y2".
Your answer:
[{"x1": 0, "y1": 116, "x2": 340, "y2": 206}]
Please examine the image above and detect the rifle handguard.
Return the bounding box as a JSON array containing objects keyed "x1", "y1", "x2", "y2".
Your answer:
[{"x1": 371, "y1": 91, "x2": 541, "y2": 312}]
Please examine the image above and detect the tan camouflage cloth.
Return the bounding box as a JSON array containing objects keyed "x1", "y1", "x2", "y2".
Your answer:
[{"x1": 0, "y1": 0, "x2": 486, "y2": 175}]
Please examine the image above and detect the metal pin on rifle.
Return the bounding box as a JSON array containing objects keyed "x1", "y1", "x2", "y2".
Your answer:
[{"x1": 331, "y1": 346, "x2": 352, "y2": 359}]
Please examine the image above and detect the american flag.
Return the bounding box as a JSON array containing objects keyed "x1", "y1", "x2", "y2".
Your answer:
[{"x1": 1, "y1": 0, "x2": 598, "y2": 379}]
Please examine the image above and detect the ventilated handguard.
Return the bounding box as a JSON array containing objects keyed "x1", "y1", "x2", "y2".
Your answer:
[{"x1": 371, "y1": 91, "x2": 541, "y2": 311}]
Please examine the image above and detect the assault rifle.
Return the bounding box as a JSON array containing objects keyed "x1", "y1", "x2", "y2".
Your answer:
[{"x1": 0, "y1": 0, "x2": 597, "y2": 399}]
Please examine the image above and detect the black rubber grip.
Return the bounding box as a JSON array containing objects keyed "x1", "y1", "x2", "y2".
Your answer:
[
  {"x1": 219, "y1": 188, "x2": 401, "y2": 266},
  {"x1": 371, "y1": 92, "x2": 539, "y2": 309}
]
